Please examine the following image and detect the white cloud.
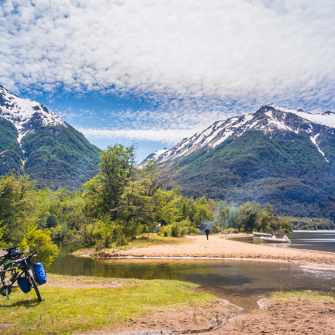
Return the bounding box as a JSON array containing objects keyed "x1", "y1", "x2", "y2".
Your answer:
[
  {"x1": 75, "y1": 127, "x2": 199, "y2": 144},
  {"x1": 1, "y1": 0, "x2": 335, "y2": 144}
]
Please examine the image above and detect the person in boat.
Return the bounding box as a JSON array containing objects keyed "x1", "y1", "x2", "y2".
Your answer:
[{"x1": 204, "y1": 227, "x2": 210, "y2": 240}]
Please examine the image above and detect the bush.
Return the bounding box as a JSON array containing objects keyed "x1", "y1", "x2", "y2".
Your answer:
[
  {"x1": 171, "y1": 222, "x2": 187, "y2": 237},
  {"x1": 188, "y1": 226, "x2": 198, "y2": 235},
  {"x1": 210, "y1": 224, "x2": 221, "y2": 234},
  {"x1": 159, "y1": 225, "x2": 172, "y2": 237},
  {"x1": 112, "y1": 224, "x2": 128, "y2": 247},
  {"x1": 20, "y1": 226, "x2": 59, "y2": 270}
]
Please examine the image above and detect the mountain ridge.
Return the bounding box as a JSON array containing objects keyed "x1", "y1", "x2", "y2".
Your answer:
[
  {"x1": 147, "y1": 104, "x2": 335, "y2": 166},
  {"x1": 144, "y1": 104, "x2": 335, "y2": 219}
]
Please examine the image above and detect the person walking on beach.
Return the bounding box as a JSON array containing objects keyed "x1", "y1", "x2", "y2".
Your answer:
[{"x1": 205, "y1": 227, "x2": 210, "y2": 240}]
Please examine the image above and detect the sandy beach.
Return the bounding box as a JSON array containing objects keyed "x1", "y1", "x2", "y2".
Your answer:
[{"x1": 80, "y1": 234, "x2": 335, "y2": 267}]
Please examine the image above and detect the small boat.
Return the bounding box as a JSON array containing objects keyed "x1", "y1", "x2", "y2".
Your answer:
[
  {"x1": 252, "y1": 232, "x2": 272, "y2": 237},
  {"x1": 261, "y1": 235, "x2": 291, "y2": 243}
]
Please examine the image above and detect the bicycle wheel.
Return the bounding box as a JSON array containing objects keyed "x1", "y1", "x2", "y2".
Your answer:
[
  {"x1": 27, "y1": 269, "x2": 42, "y2": 302},
  {"x1": 0, "y1": 263, "x2": 12, "y2": 286},
  {"x1": 0, "y1": 263, "x2": 13, "y2": 300}
]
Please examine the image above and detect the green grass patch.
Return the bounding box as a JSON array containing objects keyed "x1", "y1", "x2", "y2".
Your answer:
[
  {"x1": 118, "y1": 233, "x2": 191, "y2": 250},
  {"x1": 270, "y1": 290, "x2": 335, "y2": 303},
  {"x1": 0, "y1": 279, "x2": 214, "y2": 334},
  {"x1": 75, "y1": 233, "x2": 190, "y2": 255}
]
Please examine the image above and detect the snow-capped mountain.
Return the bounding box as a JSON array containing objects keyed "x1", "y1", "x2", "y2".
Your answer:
[
  {"x1": 148, "y1": 104, "x2": 335, "y2": 165},
  {"x1": 0, "y1": 86, "x2": 100, "y2": 189},
  {"x1": 0, "y1": 85, "x2": 67, "y2": 143}
]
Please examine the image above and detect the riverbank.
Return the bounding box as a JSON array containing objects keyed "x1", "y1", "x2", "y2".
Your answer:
[
  {"x1": 0, "y1": 274, "x2": 218, "y2": 334},
  {"x1": 1, "y1": 275, "x2": 334, "y2": 334},
  {"x1": 113, "y1": 291, "x2": 335, "y2": 335},
  {"x1": 75, "y1": 234, "x2": 335, "y2": 267}
]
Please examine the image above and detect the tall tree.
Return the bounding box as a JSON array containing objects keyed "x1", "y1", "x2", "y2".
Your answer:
[{"x1": 83, "y1": 144, "x2": 136, "y2": 219}]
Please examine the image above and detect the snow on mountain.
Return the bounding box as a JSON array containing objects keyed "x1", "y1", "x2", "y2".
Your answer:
[
  {"x1": 147, "y1": 104, "x2": 335, "y2": 165},
  {"x1": 0, "y1": 85, "x2": 67, "y2": 143},
  {"x1": 269, "y1": 104, "x2": 335, "y2": 128}
]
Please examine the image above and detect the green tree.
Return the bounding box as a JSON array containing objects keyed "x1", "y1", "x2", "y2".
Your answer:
[
  {"x1": 83, "y1": 144, "x2": 136, "y2": 220},
  {"x1": 0, "y1": 174, "x2": 35, "y2": 243},
  {"x1": 119, "y1": 163, "x2": 180, "y2": 238}
]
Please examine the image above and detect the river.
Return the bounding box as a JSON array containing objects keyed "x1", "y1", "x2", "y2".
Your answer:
[
  {"x1": 49, "y1": 232, "x2": 335, "y2": 311},
  {"x1": 231, "y1": 230, "x2": 335, "y2": 253}
]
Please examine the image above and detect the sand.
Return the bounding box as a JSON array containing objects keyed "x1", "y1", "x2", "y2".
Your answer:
[
  {"x1": 82, "y1": 298, "x2": 335, "y2": 335},
  {"x1": 83, "y1": 234, "x2": 335, "y2": 267},
  {"x1": 211, "y1": 298, "x2": 335, "y2": 335}
]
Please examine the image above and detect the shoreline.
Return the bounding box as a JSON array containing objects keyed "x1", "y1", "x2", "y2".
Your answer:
[
  {"x1": 90, "y1": 255, "x2": 335, "y2": 270},
  {"x1": 74, "y1": 234, "x2": 335, "y2": 269}
]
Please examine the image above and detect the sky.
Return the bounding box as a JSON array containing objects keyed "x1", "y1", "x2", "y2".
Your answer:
[{"x1": 1, "y1": 0, "x2": 335, "y2": 162}]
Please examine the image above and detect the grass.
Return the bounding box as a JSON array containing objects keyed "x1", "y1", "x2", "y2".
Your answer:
[
  {"x1": 116, "y1": 233, "x2": 190, "y2": 250},
  {"x1": 270, "y1": 290, "x2": 335, "y2": 303},
  {"x1": 0, "y1": 277, "x2": 214, "y2": 335},
  {"x1": 74, "y1": 233, "x2": 191, "y2": 256}
]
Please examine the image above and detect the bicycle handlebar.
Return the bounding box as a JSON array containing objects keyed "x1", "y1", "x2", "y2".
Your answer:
[
  {"x1": 8, "y1": 252, "x2": 37, "y2": 265},
  {"x1": 2, "y1": 246, "x2": 19, "y2": 252}
]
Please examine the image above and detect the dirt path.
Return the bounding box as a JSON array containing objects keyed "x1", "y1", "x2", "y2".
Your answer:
[{"x1": 79, "y1": 234, "x2": 335, "y2": 267}]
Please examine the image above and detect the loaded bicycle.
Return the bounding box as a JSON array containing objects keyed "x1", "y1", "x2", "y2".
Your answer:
[{"x1": 0, "y1": 250, "x2": 46, "y2": 301}]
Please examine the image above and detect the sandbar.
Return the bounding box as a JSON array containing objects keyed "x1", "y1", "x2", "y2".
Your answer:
[{"x1": 80, "y1": 234, "x2": 335, "y2": 267}]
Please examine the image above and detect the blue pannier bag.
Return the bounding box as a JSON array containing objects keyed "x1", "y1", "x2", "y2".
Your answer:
[
  {"x1": 34, "y1": 262, "x2": 47, "y2": 285},
  {"x1": 17, "y1": 277, "x2": 31, "y2": 293}
]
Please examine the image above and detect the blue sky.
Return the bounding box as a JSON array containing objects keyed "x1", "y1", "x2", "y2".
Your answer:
[{"x1": 1, "y1": 0, "x2": 335, "y2": 162}]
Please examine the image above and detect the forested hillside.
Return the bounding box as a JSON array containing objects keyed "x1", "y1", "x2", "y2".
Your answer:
[
  {"x1": 21, "y1": 125, "x2": 100, "y2": 189},
  {"x1": 0, "y1": 119, "x2": 22, "y2": 175},
  {"x1": 171, "y1": 130, "x2": 335, "y2": 219}
]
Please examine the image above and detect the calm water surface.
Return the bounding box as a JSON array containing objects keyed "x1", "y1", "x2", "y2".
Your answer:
[
  {"x1": 50, "y1": 244, "x2": 335, "y2": 311},
  {"x1": 232, "y1": 230, "x2": 335, "y2": 253}
]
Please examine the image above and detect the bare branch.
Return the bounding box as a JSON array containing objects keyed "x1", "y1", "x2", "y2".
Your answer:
[{"x1": 0, "y1": 143, "x2": 25, "y2": 174}]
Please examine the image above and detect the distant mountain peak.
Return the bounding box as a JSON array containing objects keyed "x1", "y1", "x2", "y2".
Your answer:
[
  {"x1": 146, "y1": 104, "x2": 335, "y2": 165},
  {"x1": 0, "y1": 86, "x2": 67, "y2": 143}
]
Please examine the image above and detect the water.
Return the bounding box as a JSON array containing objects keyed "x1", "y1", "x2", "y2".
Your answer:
[
  {"x1": 50, "y1": 246, "x2": 335, "y2": 311},
  {"x1": 232, "y1": 230, "x2": 335, "y2": 253}
]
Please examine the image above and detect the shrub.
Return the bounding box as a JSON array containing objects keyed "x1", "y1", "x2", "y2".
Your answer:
[
  {"x1": 20, "y1": 226, "x2": 59, "y2": 270},
  {"x1": 159, "y1": 225, "x2": 172, "y2": 237},
  {"x1": 171, "y1": 222, "x2": 187, "y2": 237},
  {"x1": 188, "y1": 226, "x2": 198, "y2": 235},
  {"x1": 210, "y1": 224, "x2": 221, "y2": 234}
]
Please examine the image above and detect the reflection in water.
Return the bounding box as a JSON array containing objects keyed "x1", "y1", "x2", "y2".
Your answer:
[
  {"x1": 50, "y1": 247, "x2": 335, "y2": 312},
  {"x1": 232, "y1": 231, "x2": 335, "y2": 253}
]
